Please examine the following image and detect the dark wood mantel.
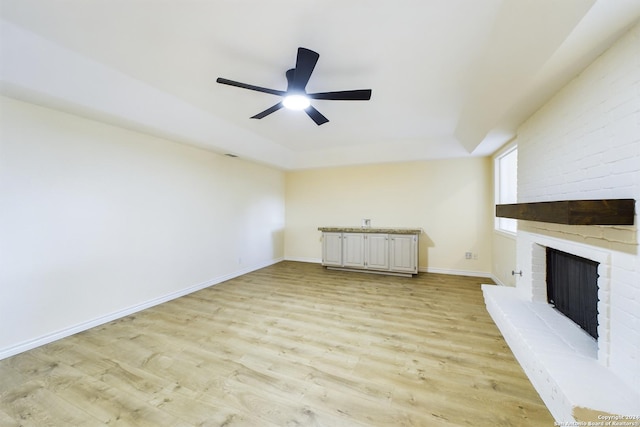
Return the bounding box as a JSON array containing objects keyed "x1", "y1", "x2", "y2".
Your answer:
[{"x1": 495, "y1": 199, "x2": 635, "y2": 225}]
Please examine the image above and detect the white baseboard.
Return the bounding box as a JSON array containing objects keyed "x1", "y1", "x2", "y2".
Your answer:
[
  {"x1": 420, "y1": 266, "x2": 493, "y2": 279},
  {"x1": 0, "y1": 257, "x2": 283, "y2": 360},
  {"x1": 488, "y1": 274, "x2": 509, "y2": 287},
  {"x1": 284, "y1": 258, "x2": 495, "y2": 282},
  {"x1": 284, "y1": 256, "x2": 322, "y2": 264}
]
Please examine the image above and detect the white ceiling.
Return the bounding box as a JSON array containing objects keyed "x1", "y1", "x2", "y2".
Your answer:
[{"x1": 1, "y1": 0, "x2": 639, "y2": 170}]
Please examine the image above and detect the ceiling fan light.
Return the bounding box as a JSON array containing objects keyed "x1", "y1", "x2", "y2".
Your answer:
[{"x1": 283, "y1": 94, "x2": 310, "y2": 110}]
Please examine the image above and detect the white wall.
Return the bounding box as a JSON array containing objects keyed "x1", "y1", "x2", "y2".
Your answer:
[
  {"x1": 515, "y1": 21, "x2": 640, "y2": 392},
  {"x1": 0, "y1": 96, "x2": 285, "y2": 358},
  {"x1": 285, "y1": 159, "x2": 494, "y2": 276},
  {"x1": 492, "y1": 232, "x2": 517, "y2": 286}
]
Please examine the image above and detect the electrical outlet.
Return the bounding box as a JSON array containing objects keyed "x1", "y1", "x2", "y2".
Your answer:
[
  {"x1": 465, "y1": 252, "x2": 472, "y2": 259},
  {"x1": 473, "y1": 253, "x2": 478, "y2": 260}
]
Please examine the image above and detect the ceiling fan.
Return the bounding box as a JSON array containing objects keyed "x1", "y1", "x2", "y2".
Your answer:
[{"x1": 216, "y1": 47, "x2": 372, "y2": 125}]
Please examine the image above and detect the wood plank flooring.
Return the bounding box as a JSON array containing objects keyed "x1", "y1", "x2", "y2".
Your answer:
[{"x1": 0, "y1": 261, "x2": 554, "y2": 426}]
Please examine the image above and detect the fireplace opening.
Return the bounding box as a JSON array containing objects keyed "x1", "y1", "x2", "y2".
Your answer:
[{"x1": 546, "y1": 247, "x2": 599, "y2": 339}]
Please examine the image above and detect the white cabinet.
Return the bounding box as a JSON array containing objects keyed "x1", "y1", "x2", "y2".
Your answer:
[
  {"x1": 342, "y1": 233, "x2": 365, "y2": 267},
  {"x1": 320, "y1": 228, "x2": 419, "y2": 276},
  {"x1": 389, "y1": 234, "x2": 418, "y2": 274},
  {"x1": 322, "y1": 232, "x2": 343, "y2": 266},
  {"x1": 366, "y1": 233, "x2": 389, "y2": 270}
]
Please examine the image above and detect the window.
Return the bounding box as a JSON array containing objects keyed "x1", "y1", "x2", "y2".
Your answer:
[{"x1": 495, "y1": 144, "x2": 517, "y2": 234}]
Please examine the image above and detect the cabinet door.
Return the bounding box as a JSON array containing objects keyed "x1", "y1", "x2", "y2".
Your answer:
[
  {"x1": 342, "y1": 233, "x2": 365, "y2": 268},
  {"x1": 322, "y1": 232, "x2": 343, "y2": 266},
  {"x1": 365, "y1": 234, "x2": 389, "y2": 270},
  {"x1": 389, "y1": 234, "x2": 418, "y2": 273}
]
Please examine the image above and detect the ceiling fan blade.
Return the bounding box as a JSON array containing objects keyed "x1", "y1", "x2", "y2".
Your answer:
[
  {"x1": 251, "y1": 102, "x2": 284, "y2": 119},
  {"x1": 285, "y1": 69, "x2": 296, "y2": 92},
  {"x1": 217, "y1": 77, "x2": 286, "y2": 97},
  {"x1": 308, "y1": 89, "x2": 372, "y2": 101},
  {"x1": 292, "y1": 48, "x2": 320, "y2": 91},
  {"x1": 305, "y1": 106, "x2": 329, "y2": 125}
]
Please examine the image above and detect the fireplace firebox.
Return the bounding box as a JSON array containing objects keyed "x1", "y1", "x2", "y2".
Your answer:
[{"x1": 546, "y1": 247, "x2": 599, "y2": 339}]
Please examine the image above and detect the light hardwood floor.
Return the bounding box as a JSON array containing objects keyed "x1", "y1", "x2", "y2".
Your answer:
[{"x1": 0, "y1": 261, "x2": 554, "y2": 426}]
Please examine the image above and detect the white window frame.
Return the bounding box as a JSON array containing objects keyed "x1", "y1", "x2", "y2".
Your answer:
[{"x1": 494, "y1": 142, "x2": 518, "y2": 235}]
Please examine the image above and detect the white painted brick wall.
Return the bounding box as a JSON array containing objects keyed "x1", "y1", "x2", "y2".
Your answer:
[{"x1": 516, "y1": 21, "x2": 640, "y2": 395}]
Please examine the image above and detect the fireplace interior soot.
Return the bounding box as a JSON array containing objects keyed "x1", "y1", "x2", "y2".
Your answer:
[{"x1": 546, "y1": 247, "x2": 599, "y2": 339}]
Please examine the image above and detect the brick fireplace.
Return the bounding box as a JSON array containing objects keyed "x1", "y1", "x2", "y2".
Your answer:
[
  {"x1": 520, "y1": 231, "x2": 611, "y2": 364},
  {"x1": 484, "y1": 227, "x2": 639, "y2": 422}
]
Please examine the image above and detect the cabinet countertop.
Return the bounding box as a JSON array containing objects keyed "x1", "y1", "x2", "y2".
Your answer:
[{"x1": 318, "y1": 226, "x2": 422, "y2": 234}]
